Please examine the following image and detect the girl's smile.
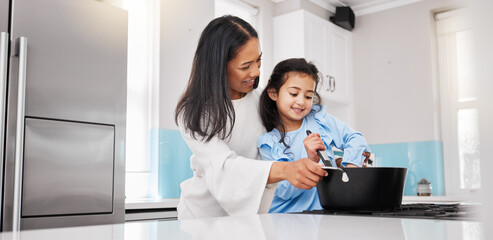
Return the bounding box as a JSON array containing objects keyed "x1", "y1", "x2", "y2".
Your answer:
[
  {"x1": 292, "y1": 107, "x2": 305, "y2": 114},
  {"x1": 269, "y1": 72, "x2": 315, "y2": 132}
]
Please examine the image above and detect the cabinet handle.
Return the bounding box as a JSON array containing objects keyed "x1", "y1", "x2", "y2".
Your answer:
[
  {"x1": 13, "y1": 36, "x2": 27, "y2": 232},
  {"x1": 326, "y1": 75, "x2": 332, "y2": 92},
  {"x1": 331, "y1": 76, "x2": 336, "y2": 92}
]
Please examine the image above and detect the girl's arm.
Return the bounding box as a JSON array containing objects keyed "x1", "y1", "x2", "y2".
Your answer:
[{"x1": 320, "y1": 112, "x2": 370, "y2": 167}]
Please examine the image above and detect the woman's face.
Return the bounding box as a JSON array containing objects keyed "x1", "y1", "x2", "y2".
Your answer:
[
  {"x1": 227, "y1": 38, "x2": 262, "y2": 100},
  {"x1": 269, "y1": 72, "x2": 315, "y2": 131}
]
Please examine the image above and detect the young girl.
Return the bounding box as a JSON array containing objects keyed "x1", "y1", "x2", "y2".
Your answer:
[{"x1": 257, "y1": 58, "x2": 371, "y2": 213}]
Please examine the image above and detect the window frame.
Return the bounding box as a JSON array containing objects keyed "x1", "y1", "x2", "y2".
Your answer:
[{"x1": 435, "y1": 8, "x2": 480, "y2": 196}]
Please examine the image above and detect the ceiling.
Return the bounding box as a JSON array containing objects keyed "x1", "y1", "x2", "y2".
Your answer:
[{"x1": 272, "y1": 0, "x2": 424, "y2": 16}]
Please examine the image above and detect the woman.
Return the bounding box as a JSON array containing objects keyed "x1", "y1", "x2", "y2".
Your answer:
[{"x1": 175, "y1": 15, "x2": 327, "y2": 219}]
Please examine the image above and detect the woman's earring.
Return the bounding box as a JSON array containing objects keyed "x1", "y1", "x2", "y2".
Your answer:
[{"x1": 268, "y1": 89, "x2": 277, "y2": 101}]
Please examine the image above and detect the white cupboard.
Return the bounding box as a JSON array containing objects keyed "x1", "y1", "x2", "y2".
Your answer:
[{"x1": 273, "y1": 10, "x2": 353, "y2": 107}]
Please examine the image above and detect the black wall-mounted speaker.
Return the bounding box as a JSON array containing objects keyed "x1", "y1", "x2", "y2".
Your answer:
[{"x1": 330, "y1": 6, "x2": 355, "y2": 31}]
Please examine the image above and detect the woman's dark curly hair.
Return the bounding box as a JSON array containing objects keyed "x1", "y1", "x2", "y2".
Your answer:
[{"x1": 259, "y1": 58, "x2": 321, "y2": 148}]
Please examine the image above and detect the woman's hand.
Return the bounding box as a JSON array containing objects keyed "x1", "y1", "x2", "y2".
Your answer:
[
  {"x1": 268, "y1": 158, "x2": 327, "y2": 189},
  {"x1": 304, "y1": 133, "x2": 326, "y2": 163}
]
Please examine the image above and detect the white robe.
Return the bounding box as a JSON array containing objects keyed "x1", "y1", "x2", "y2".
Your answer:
[{"x1": 177, "y1": 90, "x2": 276, "y2": 219}]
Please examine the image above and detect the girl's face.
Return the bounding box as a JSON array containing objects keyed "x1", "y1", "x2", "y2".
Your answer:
[
  {"x1": 227, "y1": 38, "x2": 262, "y2": 100},
  {"x1": 269, "y1": 73, "x2": 315, "y2": 131}
]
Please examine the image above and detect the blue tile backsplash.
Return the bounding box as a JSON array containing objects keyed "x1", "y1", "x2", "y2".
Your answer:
[
  {"x1": 153, "y1": 128, "x2": 445, "y2": 198},
  {"x1": 369, "y1": 141, "x2": 445, "y2": 196},
  {"x1": 153, "y1": 129, "x2": 193, "y2": 198}
]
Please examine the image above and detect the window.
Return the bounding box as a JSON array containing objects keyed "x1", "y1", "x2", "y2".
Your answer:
[
  {"x1": 124, "y1": 0, "x2": 161, "y2": 200},
  {"x1": 436, "y1": 9, "x2": 480, "y2": 195}
]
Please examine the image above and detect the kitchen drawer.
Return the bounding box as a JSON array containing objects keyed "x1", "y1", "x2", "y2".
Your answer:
[{"x1": 21, "y1": 118, "x2": 114, "y2": 217}]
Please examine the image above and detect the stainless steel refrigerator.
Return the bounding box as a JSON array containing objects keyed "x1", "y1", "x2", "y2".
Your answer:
[{"x1": 0, "y1": 0, "x2": 127, "y2": 231}]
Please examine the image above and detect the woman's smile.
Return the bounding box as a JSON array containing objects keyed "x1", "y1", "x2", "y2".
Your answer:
[
  {"x1": 243, "y1": 79, "x2": 255, "y2": 87},
  {"x1": 227, "y1": 38, "x2": 262, "y2": 100}
]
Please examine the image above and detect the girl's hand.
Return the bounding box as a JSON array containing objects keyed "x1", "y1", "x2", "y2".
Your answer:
[
  {"x1": 362, "y1": 152, "x2": 371, "y2": 167},
  {"x1": 303, "y1": 133, "x2": 326, "y2": 163},
  {"x1": 345, "y1": 163, "x2": 358, "y2": 168},
  {"x1": 268, "y1": 159, "x2": 328, "y2": 189},
  {"x1": 341, "y1": 152, "x2": 370, "y2": 168}
]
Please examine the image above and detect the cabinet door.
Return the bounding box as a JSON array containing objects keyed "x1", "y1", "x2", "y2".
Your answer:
[
  {"x1": 305, "y1": 15, "x2": 326, "y2": 73},
  {"x1": 274, "y1": 10, "x2": 352, "y2": 106},
  {"x1": 304, "y1": 13, "x2": 340, "y2": 105},
  {"x1": 330, "y1": 30, "x2": 350, "y2": 102},
  {"x1": 273, "y1": 10, "x2": 304, "y2": 64},
  {"x1": 318, "y1": 25, "x2": 352, "y2": 107}
]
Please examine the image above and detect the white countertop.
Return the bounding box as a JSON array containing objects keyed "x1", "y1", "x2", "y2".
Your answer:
[
  {"x1": 402, "y1": 195, "x2": 479, "y2": 204},
  {"x1": 124, "y1": 196, "x2": 479, "y2": 210},
  {"x1": 125, "y1": 198, "x2": 179, "y2": 210},
  {"x1": 0, "y1": 213, "x2": 482, "y2": 239}
]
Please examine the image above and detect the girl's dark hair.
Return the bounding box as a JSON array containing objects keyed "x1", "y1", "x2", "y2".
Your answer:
[
  {"x1": 175, "y1": 15, "x2": 258, "y2": 142},
  {"x1": 259, "y1": 58, "x2": 321, "y2": 148}
]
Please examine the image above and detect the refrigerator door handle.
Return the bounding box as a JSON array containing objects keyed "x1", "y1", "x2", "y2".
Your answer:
[
  {"x1": 0, "y1": 32, "x2": 8, "y2": 147},
  {"x1": 0, "y1": 32, "x2": 7, "y2": 85},
  {"x1": 0, "y1": 32, "x2": 8, "y2": 230},
  {"x1": 0, "y1": 33, "x2": 8, "y2": 119},
  {"x1": 12, "y1": 36, "x2": 27, "y2": 232}
]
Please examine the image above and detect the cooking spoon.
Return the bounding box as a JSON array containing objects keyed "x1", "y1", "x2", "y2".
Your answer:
[{"x1": 306, "y1": 130, "x2": 349, "y2": 182}]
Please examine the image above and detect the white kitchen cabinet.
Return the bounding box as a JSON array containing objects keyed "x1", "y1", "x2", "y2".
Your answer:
[{"x1": 273, "y1": 10, "x2": 353, "y2": 107}]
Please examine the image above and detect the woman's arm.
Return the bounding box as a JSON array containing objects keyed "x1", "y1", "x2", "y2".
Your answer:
[
  {"x1": 257, "y1": 137, "x2": 327, "y2": 195},
  {"x1": 180, "y1": 124, "x2": 274, "y2": 216},
  {"x1": 268, "y1": 159, "x2": 327, "y2": 189}
]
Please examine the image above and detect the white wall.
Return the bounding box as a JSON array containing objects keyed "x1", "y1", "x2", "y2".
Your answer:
[
  {"x1": 274, "y1": 0, "x2": 330, "y2": 19},
  {"x1": 352, "y1": 0, "x2": 467, "y2": 145},
  {"x1": 475, "y1": 0, "x2": 493, "y2": 236},
  {"x1": 159, "y1": 0, "x2": 276, "y2": 130},
  {"x1": 159, "y1": 0, "x2": 215, "y2": 130},
  {"x1": 244, "y1": 0, "x2": 276, "y2": 89}
]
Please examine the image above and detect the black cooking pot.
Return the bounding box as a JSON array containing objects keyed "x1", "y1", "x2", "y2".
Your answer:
[{"x1": 317, "y1": 167, "x2": 408, "y2": 211}]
